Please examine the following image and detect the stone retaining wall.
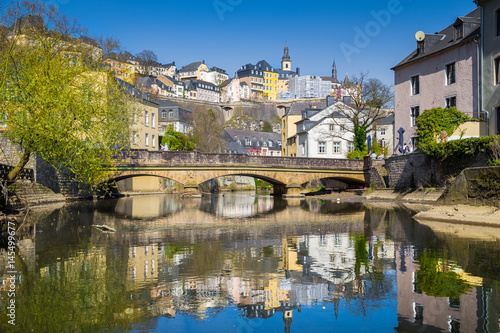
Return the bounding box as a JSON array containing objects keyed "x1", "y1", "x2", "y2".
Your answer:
[{"x1": 384, "y1": 153, "x2": 442, "y2": 190}]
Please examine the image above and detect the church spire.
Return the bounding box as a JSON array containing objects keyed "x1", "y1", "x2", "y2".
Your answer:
[
  {"x1": 332, "y1": 59, "x2": 338, "y2": 80},
  {"x1": 282, "y1": 44, "x2": 290, "y2": 61},
  {"x1": 281, "y1": 43, "x2": 292, "y2": 71}
]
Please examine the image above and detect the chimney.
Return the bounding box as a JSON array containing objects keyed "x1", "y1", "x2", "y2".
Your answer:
[{"x1": 296, "y1": 67, "x2": 300, "y2": 76}]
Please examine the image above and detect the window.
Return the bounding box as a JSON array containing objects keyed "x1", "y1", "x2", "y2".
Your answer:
[
  {"x1": 333, "y1": 142, "x2": 341, "y2": 154},
  {"x1": 152, "y1": 134, "x2": 156, "y2": 148},
  {"x1": 245, "y1": 138, "x2": 251, "y2": 145},
  {"x1": 168, "y1": 110, "x2": 174, "y2": 119},
  {"x1": 411, "y1": 75, "x2": 420, "y2": 95},
  {"x1": 455, "y1": 23, "x2": 463, "y2": 39},
  {"x1": 145, "y1": 133, "x2": 149, "y2": 146},
  {"x1": 162, "y1": 111, "x2": 167, "y2": 118},
  {"x1": 132, "y1": 131, "x2": 138, "y2": 145},
  {"x1": 411, "y1": 106, "x2": 420, "y2": 127},
  {"x1": 446, "y1": 63, "x2": 456, "y2": 85},
  {"x1": 413, "y1": 303, "x2": 424, "y2": 325},
  {"x1": 151, "y1": 113, "x2": 155, "y2": 128},
  {"x1": 329, "y1": 124, "x2": 335, "y2": 131},
  {"x1": 497, "y1": 9, "x2": 500, "y2": 36},
  {"x1": 449, "y1": 297, "x2": 460, "y2": 309},
  {"x1": 380, "y1": 128, "x2": 386, "y2": 136},
  {"x1": 318, "y1": 142, "x2": 326, "y2": 153},
  {"x1": 268, "y1": 140, "x2": 273, "y2": 147},
  {"x1": 446, "y1": 96, "x2": 457, "y2": 108},
  {"x1": 495, "y1": 57, "x2": 500, "y2": 85},
  {"x1": 449, "y1": 317, "x2": 461, "y2": 333},
  {"x1": 144, "y1": 111, "x2": 149, "y2": 126},
  {"x1": 348, "y1": 142, "x2": 355, "y2": 152}
]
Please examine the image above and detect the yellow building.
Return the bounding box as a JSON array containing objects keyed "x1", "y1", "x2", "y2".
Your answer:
[
  {"x1": 263, "y1": 71, "x2": 279, "y2": 100},
  {"x1": 104, "y1": 58, "x2": 136, "y2": 84},
  {"x1": 130, "y1": 99, "x2": 159, "y2": 151}
]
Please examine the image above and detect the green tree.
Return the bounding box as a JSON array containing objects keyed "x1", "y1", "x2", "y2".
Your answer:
[
  {"x1": 162, "y1": 126, "x2": 195, "y2": 151},
  {"x1": 0, "y1": 1, "x2": 134, "y2": 187},
  {"x1": 261, "y1": 120, "x2": 273, "y2": 133},
  {"x1": 416, "y1": 107, "x2": 470, "y2": 149}
]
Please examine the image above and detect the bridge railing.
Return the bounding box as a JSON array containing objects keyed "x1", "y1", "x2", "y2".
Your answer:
[{"x1": 116, "y1": 150, "x2": 365, "y2": 171}]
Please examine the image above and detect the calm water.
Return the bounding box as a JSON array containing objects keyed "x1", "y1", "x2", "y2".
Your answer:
[{"x1": 0, "y1": 192, "x2": 499, "y2": 333}]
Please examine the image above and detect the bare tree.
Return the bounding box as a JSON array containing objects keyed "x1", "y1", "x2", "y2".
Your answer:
[
  {"x1": 327, "y1": 72, "x2": 393, "y2": 151},
  {"x1": 136, "y1": 49, "x2": 158, "y2": 77},
  {"x1": 191, "y1": 108, "x2": 225, "y2": 153}
]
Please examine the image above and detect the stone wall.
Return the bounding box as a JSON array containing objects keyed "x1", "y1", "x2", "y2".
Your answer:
[
  {"x1": 440, "y1": 167, "x2": 500, "y2": 207},
  {"x1": 0, "y1": 132, "x2": 35, "y2": 169},
  {"x1": 119, "y1": 150, "x2": 365, "y2": 171},
  {"x1": 35, "y1": 155, "x2": 92, "y2": 199},
  {"x1": 384, "y1": 153, "x2": 443, "y2": 190}
]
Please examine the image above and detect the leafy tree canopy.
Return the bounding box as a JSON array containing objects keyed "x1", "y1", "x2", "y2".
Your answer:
[
  {"x1": 0, "y1": 0, "x2": 134, "y2": 188},
  {"x1": 162, "y1": 126, "x2": 195, "y2": 151}
]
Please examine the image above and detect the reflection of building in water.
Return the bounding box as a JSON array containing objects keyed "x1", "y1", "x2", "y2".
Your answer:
[
  {"x1": 282, "y1": 236, "x2": 302, "y2": 272},
  {"x1": 209, "y1": 193, "x2": 275, "y2": 218},
  {"x1": 395, "y1": 243, "x2": 490, "y2": 333},
  {"x1": 296, "y1": 234, "x2": 394, "y2": 285},
  {"x1": 114, "y1": 196, "x2": 183, "y2": 219},
  {"x1": 128, "y1": 244, "x2": 161, "y2": 284}
]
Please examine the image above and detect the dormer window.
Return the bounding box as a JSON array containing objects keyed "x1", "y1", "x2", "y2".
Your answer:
[{"x1": 455, "y1": 23, "x2": 463, "y2": 39}]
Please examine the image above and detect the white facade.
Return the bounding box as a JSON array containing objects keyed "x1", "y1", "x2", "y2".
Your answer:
[
  {"x1": 296, "y1": 102, "x2": 356, "y2": 159},
  {"x1": 287, "y1": 75, "x2": 332, "y2": 99},
  {"x1": 200, "y1": 70, "x2": 229, "y2": 86}
]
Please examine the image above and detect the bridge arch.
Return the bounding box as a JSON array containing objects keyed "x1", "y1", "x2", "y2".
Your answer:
[{"x1": 106, "y1": 150, "x2": 369, "y2": 196}]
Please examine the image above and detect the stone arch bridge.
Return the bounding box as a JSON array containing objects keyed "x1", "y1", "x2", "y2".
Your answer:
[{"x1": 105, "y1": 150, "x2": 371, "y2": 196}]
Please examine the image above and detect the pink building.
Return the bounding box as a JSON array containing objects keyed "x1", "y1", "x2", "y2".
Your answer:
[{"x1": 392, "y1": 8, "x2": 481, "y2": 151}]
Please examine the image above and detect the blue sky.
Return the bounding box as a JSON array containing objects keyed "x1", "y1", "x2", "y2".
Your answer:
[{"x1": 53, "y1": 0, "x2": 477, "y2": 87}]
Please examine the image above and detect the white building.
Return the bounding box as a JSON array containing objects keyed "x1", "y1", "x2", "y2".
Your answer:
[
  {"x1": 200, "y1": 67, "x2": 229, "y2": 86},
  {"x1": 281, "y1": 75, "x2": 332, "y2": 100},
  {"x1": 295, "y1": 101, "x2": 356, "y2": 159}
]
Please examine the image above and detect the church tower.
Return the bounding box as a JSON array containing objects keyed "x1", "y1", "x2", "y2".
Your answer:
[
  {"x1": 281, "y1": 44, "x2": 292, "y2": 71},
  {"x1": 332, "y1": 59, "x2": 338, "y2": 81}
]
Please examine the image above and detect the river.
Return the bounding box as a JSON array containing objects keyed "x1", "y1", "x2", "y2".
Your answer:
[{"x1": 0, "y1": 192, "x2": 499, "y2": 333}]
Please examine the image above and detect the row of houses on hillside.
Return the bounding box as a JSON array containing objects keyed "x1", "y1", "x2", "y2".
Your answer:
[
  {"x1": 392, "y1": 1, "x2": 500, "y2": 149},
  {"x1": 105, "y1": 45, "x2": 357, "y2": 103}
]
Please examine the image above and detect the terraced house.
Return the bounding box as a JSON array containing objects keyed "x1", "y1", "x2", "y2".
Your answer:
[{"x1": 392, "y1": 8, "x2": 485, "y2": 149}]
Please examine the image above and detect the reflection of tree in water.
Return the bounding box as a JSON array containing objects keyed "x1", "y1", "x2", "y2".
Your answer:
[
  {"x1": 415, "y1": 249, "x2": 471, "y2": 298},
  {"x1": 1, "y1": 246, "x2": 140, "y2": 333}
]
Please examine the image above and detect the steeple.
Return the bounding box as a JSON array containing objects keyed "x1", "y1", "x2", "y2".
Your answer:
[
  {"x1": 281, "y1": 44, "x2": 292, "y2": 71},
  {"x1": 332, "y1": 59, "x2": 340, "y2": 84},
  {"x1": 283, "y1": 44, "x2": 290, "y2": 61},
  {"x1": 343, "y1": 73, "x2": 351, "y2": 88}
]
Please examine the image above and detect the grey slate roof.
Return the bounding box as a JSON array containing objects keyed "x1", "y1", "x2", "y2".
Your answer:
[
  {"x1": 225, "y1": 142, "x2": 250, "y2": 154},
  {"x1": 378, "y1": 114, "x2": 395, "y2": 125},
  {"x1": 392, "y1": 8, "x2": 480, "y2": 70},
  {"x1": 224, "y1": 129, "x2": 282, "y2": 151},
  {"x1": 285, "y1": 102, "x2": 327, "y2": 116},
  {"x1": 179, "y1": 61, "x2": 203, "y2": 73}
]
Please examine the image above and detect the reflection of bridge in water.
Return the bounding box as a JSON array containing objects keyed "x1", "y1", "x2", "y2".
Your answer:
[{"x1": 105, "y1": 150, "x2": 370, "y2": 196}]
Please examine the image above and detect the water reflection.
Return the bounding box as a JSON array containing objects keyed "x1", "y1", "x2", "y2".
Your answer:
[{"x1": 0, "y1": 193, "x2": 498, "y2": 333}]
